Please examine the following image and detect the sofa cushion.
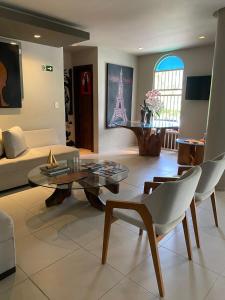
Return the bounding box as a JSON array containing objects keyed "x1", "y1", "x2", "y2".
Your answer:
[
  {"x1": 34, "y1": 145, "x2": 79, "y2": 161},
  {"x1": 2, "y1": 126, "x2": 28, "y2": 158},
  {"x1": 0, "y1": 129, "x2": 3, "y2": 157},
  {"x1": 24, "y1": 129, "x2": 60, "y2": 148}
]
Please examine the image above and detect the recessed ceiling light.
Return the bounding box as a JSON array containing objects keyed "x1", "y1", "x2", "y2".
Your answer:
[
  {"x1": 10, "y1": 42, "x2": 17, "y2": 45},
  {"x1": 138, "y1": 47, "x2": 143, "y2": 50},
  {"x1": 34, "y1": 34, "x2": 41, "y2": 39},
  {"x1": 198, "y1": 35, "x2": 206, "y2": 39}
]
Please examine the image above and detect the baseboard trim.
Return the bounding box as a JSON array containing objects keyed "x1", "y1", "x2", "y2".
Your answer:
[{"x1": 0, "y1": 266, "x2": 16, "y2": 280}]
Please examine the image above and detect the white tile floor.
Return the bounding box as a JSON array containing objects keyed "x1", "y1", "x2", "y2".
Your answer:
[{"x1": 0, "y1": 147, "x2": 224, "y2": 299}]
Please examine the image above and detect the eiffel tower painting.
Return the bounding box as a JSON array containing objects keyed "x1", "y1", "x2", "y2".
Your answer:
[
  {"x1": 106, "y1": 64, "x2": 133, "y2": 128},
  {"x1": 110, "y1": 68, "x2": 128, "y2": 126}
]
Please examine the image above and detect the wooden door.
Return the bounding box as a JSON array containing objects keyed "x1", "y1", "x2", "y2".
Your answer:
[{"x1": 73, "y1": 65, "x2": 94, "y2": 151}]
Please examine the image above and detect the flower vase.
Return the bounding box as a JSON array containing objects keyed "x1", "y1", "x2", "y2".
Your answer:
[
  {"x1": 146, "y1": 111, "x2": 153, "y2": 124},
  {"x1": 140, "y1": 109, "x2": 146, "y2": 123}
]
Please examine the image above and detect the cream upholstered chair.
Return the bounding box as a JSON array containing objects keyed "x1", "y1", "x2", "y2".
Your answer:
[
  {"x1": 102, "y1": 166, "x2": 202, "y2": 298},
  {"x1": 154, "y1": 152, "x2": 225, "y2": 248},
  {"x1": 0, "y1": 211, "x2": 16, "y2": 280}
]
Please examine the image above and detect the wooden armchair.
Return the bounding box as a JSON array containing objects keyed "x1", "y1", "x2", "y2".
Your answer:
[
  {"x1": 153, "y1": 152, "x2": 225, "y2": 249},
  {"x1": 102, "y1": 167, "x2": 202, "y2": 298}
]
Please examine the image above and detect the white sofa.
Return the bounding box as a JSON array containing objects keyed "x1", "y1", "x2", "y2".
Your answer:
[{"x1": 0, "y1": 128, "x2": 79, "y2": 191}]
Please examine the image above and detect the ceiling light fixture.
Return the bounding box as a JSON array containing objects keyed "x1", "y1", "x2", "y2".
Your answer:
[
  {"x1": 138, "y1": 47, "x2": 143, "y2": 50},
  {"x1": 10, "y1": 42, "x2": 17, "y2": 45},
  {"x1": 198, "y1": 35, "x2": 206, "y2": 39},
  {"x1": 34, "y1": 34, "x2": 41, "y2": 39}
]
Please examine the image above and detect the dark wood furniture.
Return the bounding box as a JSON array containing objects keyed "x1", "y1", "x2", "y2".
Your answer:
[
  {"x1": 28, "y1": 159, "x2": 128, "y2": 211},
  {"x1": 176, "y1": 138, "x2": 205, "y2": 165},
  {"x1": 118, "y1": 121, "x2": 179, "y2": 156}
]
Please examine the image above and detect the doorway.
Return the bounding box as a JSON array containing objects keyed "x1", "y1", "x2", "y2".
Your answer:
[{"x1": 73, "y1": 65, "x2": 94, "y2": 151}]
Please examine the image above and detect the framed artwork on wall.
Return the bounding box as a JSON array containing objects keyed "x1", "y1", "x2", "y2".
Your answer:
[
  {"x1": 64, "y1": 68, "x2": 73, "y2": 117},
  {"x1": 106, "y1": 63, "x2": 133, "y2": 128},
  {"x1": 0, "y1": 40, "x2": 22, "y2": 108},
  {"x1": 64, "y1": 68, "x2": 75, "y2": 146}
]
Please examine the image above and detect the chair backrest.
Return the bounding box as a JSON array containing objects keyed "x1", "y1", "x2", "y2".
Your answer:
[
  {"x1": 196, "y1": 152, "x2": 225, "y2": 194},
  {"x1": 143, "y1": 166, "x2": 202, "y2": 225}
]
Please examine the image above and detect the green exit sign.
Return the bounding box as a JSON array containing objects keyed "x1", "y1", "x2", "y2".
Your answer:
[{"x1": 42, "y1": 65, "x2": 54, "y2": 72}]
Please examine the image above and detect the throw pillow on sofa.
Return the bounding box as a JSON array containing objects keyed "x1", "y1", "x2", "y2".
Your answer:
[
  {"x1": 2, "y1": 126, "x2": 28, "y2": 158},
  {"x1": 0, "y1": 129, "x2": 4, "y2": 157}
]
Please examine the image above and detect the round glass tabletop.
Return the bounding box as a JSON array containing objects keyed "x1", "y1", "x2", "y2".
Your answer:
[{"x1": 28, "y1": 159, "x2": 129, "y2": 190}]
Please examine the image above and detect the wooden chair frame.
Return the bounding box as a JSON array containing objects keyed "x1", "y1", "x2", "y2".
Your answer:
[
  {"x1": 178, "y1": 166, "x2": 218, "y2": 227},
  {"x1": 102, "y1": 182, "x2": 193, "y2": 298},
  {"x1": 152, "y1": 165, "x2": 219, "y2": 249}
]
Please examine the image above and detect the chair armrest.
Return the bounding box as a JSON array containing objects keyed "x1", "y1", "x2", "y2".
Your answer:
[
  {"x1": 177, "y1": 166, "x2": 192, "y2": 175},
  {"x1": 106, "y1": 200, "x2": 144, "y2": 210},
  {"x1": 144, "y1": 181, "x2": 162, "y2": 194},
  {"x1": 153, "y1": 176, "x2": 179, "y2": 182},
  {"x1": 105, "y1": 200, "x2": 154, "y2": 229}
]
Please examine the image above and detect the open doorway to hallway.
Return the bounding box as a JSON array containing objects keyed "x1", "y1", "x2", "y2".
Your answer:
[{"x1": 73, "y1": 64, "x2": 94, "y2": 151}]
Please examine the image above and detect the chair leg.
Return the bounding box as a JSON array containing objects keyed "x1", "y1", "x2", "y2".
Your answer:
[
  {"x1": 102, "y1": 206, "x2": 113, "y2": 264},
  {"x1": 145, "y1": 224, "x2": 165, "y2": 297},
  {"x1": 182, "y1": 214, "x2": 192, "y2": 260},
  {"x1": 139, "y1": 228, "x2": 143, "y2": 236},
  {"x1": 190, "y1": 198, "x2": 201, "y2": 248},
  {"x1": 211, "y1": 192, "x2": 219, "y2": 227}
]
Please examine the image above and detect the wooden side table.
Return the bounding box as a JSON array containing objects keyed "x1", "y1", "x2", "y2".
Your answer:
[{"x1": 176, "y1": 138, "x2": 205, "y2": 165}]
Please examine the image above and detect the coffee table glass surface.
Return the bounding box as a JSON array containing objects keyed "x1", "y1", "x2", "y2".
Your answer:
[{"x1": 28, "y1": 159, "x2": 128, "y2": 190}]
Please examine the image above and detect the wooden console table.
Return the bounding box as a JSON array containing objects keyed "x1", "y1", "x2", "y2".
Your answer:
[{"x1": 118, "y1": 121, "x2": 179, "y2": 156}]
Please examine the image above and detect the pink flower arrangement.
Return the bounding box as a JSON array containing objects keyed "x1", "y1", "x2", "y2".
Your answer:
[{"x1": 140, "y1": 89, "x2": 163, "y2": 117}]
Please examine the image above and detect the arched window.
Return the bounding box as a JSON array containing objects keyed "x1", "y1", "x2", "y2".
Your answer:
[{"x1": 154, "y1": 55, "x2": 184, "y2": 123}]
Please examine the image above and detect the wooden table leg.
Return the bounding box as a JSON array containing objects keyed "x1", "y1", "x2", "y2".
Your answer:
[
  {"x1": 45, "y1": 185, "x2": 72, "y2": 207},
  {"x1": 84, "y1": 187, "x2": 105, "y2": 211},
  {"x1": 132, "y1": 128, "x2": 162, "y2": 156},
  {"x1": 84, "y1": 183, "x2": 120, "y2": 211}
]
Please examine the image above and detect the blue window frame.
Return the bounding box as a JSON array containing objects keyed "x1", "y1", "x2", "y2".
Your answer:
[
  {"x1": 154, "y1": 55, "x2": 184, "y2": 124},
  {"x1": 155, "y1": 55, "x2": 184, "y2": 72}
]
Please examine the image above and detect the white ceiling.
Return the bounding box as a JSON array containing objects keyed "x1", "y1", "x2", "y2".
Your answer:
[{"x1": 2, "y1": 0, "x2": 225, "y2": 54}]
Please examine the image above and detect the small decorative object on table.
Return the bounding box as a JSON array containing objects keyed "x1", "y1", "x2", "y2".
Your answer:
[
  {"x1": 140, "y1": 89, "x2": 163, "y2": 124},
  {"x1": 46, "y1": 150, "x2": 59, "y2": 169}
]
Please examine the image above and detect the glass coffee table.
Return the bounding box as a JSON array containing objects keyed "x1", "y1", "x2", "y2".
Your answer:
[{"x1": 28, "y1": 159, "x2": 129, "y2": 211}]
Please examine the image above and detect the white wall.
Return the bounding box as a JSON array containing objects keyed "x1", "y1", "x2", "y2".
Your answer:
[
  {"x1": 98, "y1": 47, "x2": 138, "y2": 153},
  {"x1": 0, "y1": 40, "x2": 66, "y2": 143},
  {"x1": 64, "y1": 51, "x2": 72, "y2": 69},
  {"x1": 137, "y1": 45, "x2": 214, "y2": 139}
]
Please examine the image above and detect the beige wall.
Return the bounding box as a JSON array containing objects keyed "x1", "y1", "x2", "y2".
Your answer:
[
  {"x1": 137, "y1": 45, "x2": 214, "y2": 139},
  {"x1": 0, "y1": 40, "x2": 66, "y2": 143},
  {"x1": 98, "y1": 47, "x2": 138, "y2": 153}
]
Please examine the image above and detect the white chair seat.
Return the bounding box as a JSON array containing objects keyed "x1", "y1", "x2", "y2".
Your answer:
[
  {"x1": 113, "y1": 194, "x2": 185, "y2": 235},
  {"x1": 195, "y1": 189, "x2": 214, "y2": 202},
  {"x1": 113, "y1": 194, "x2": 147, "y2": 229},
  {"x1": 114, "y1": 207, "x2": 145, "y2": 229}
]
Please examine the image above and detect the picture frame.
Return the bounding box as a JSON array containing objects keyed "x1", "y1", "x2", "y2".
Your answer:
[
  {"x1": 0, "y1": 39, "x2": 23, "y2": 108},
  {"x1": 106, "y1": 63, "x2": 133, "y2": 128}
]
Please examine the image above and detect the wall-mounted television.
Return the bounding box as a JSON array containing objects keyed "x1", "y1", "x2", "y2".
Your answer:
[{"x1": 185, "y1": 75, "x2": 211, "y2": 100}]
